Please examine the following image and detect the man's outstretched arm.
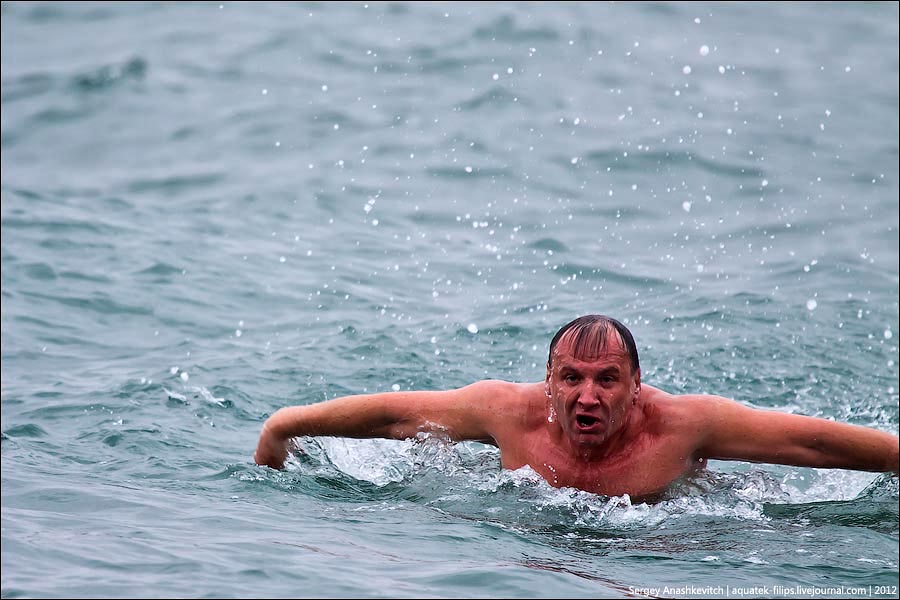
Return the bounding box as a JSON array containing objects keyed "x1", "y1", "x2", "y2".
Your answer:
[
  {"x1": 253, "y1": 381, "x2": 510, "y2": 469},
  {"x1": 691, "y1": 396, "x2": 899, "y2": 474}
]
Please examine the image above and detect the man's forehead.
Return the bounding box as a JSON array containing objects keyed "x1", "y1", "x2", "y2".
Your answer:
[{"x1": 552, "y1": 329, "x2": 628, "y2": 361}]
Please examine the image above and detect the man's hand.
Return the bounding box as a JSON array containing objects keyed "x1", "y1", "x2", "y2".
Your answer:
[{"x1": 253, "y1": 420, "x2": 291, "y2": 470}]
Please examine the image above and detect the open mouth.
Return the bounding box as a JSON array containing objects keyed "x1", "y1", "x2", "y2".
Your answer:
[{"x1": 576, "y1": 414, "x2": 602, "y2": 429}]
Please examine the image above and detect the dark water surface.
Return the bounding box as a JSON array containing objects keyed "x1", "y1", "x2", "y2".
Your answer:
[{"x1": 2, "y1": 2, "x2": 898, "y2": 598}]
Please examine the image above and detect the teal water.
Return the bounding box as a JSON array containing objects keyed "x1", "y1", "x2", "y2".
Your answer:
[{"x1": 2, "y1": 2, "x2": 898, "y2": 598}]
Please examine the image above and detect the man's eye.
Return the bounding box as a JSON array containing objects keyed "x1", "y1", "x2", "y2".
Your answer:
[{"x1": 564, "y1": 375, "x2": 579, "y2": 383}]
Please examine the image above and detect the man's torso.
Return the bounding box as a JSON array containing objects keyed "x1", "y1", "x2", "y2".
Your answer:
[{"x1": 491, "y1": 383, "x2": 704, "y2": 499}]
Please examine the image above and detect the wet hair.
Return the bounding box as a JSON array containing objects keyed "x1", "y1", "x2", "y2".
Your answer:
[{"x1": 547, "y1": 315, "x2": 640, "y2": 373}]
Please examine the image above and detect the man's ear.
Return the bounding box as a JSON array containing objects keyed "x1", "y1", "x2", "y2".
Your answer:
[
  {"x1": 545, "y1": 363, "x2": 552, "y2": 396},
  {"x1": 633, "y1": 368, "x2": 642, "y2": 398}
]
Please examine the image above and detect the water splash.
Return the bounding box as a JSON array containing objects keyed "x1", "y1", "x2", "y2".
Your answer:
[
  {"x1": 269, "y1": 436, "x2": 889, "y2": 530},
  {"x1": 276, "y1": 434, "x2": 899, "y2": 538}
]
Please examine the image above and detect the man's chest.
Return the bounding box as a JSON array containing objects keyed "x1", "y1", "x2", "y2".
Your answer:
[{"x1": 506, "y1": 433, "x2": 698, "y2": 498}]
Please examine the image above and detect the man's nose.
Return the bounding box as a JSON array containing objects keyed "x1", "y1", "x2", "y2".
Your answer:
[{"x1": 576, "y1": 384, "x2": 602, "y2": 405}]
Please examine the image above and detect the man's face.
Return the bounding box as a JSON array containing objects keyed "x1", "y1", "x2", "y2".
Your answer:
[{"x1": 545, "y1": 331, "x2": 640, "y2": 449}]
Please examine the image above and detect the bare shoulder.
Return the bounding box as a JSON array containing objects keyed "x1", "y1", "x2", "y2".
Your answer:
[
  {"x1": 462, "y1": 378, "x2": 525, "y2": 397},
  {"x1": 639, "y1": 384, "x2": 729, "y2": 430},
  {"x1": 464, "y1": 379, "x2": 543, "y2": 409},
  {"x1": 463, "y1": 379, "x2": 547, "y2": 425},
  {"x1": 643, "y1": 384, "x2": 733, "y2": 407}
]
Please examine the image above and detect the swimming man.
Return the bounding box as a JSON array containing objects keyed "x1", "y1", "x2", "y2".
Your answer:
[{"x1": 254, "y1": 314, "x2": 899, "y2": 498}]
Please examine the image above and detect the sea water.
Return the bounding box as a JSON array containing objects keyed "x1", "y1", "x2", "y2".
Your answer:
[{"x1": 2, "y1": 2, "x2": 897, "y2": 598}]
